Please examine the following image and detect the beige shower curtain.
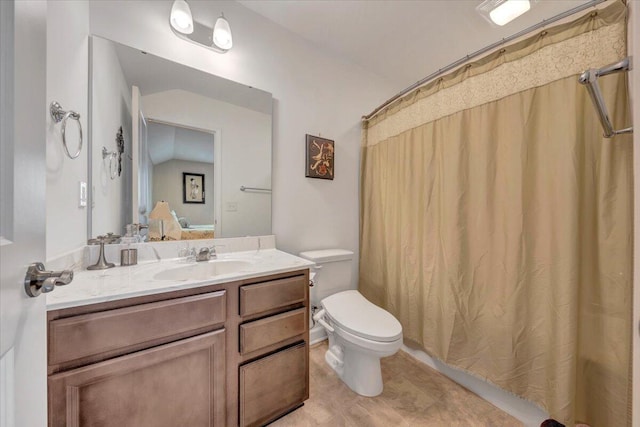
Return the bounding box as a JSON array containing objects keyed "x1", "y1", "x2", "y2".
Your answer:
[{"x1": 359, "y1": 2, "x2": 632, "y2": 426}]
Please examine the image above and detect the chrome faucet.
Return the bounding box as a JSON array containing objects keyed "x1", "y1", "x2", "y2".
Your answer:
[
  {"x1": 196, "y1": 246, "x2": 217, "y2": 262},
  {"x1": 196, "y1": 245, "x2": 225, "y2": 262}
]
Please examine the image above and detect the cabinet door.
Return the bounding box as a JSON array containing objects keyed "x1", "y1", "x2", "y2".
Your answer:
[
  {"x1": 48, "y1": 330, "x2": 225, "y2": 427},
  {"x1": 239, "y1": 342, "x2": 308, "y2": 427}
]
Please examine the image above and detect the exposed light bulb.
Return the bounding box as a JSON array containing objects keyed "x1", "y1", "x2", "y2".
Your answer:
[
  {"x1": 170, "y1": 0, "x2": 194, "y2": 34},
  {"x1": 489, "y1": 0, "x2": 530, "y2": 26},
  {"x1": 213, "y1": 14, "x2": 233, "y2": 50}
]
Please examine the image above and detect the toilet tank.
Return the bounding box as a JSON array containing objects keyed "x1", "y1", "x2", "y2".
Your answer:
[{"x1": 299, "y1": 249, "x2": 354, "y2": 308}]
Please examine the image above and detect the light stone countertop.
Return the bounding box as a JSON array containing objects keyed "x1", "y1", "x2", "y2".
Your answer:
[{"x1": 46, "y1": 249, "x2": 315, "y2": 311}]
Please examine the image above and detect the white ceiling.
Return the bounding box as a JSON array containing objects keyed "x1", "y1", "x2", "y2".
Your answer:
[{"x1": 238, "y1": 0, "x2": 595, "y2": 90}]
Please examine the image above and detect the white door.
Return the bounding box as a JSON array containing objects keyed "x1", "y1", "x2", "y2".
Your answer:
[
  {"x1": 131, "y1": 85, "x2": 142, "y2": 223},
  {"x1": 0, "y1": 1, "x2": 48, "y2": 426}
]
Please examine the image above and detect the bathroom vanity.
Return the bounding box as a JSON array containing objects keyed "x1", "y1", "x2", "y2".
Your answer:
[{"x1": 46, "y1": 248, "x2": 313, "y2": 427}]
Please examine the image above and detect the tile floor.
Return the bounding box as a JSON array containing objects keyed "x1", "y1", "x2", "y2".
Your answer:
[{"x1": 271, "y1": 341, "x2": 523, "y2": 427}]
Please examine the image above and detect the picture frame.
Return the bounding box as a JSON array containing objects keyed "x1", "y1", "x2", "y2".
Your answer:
[
  {"x1": 183, "y1": 172, "x2": 205, "y2": 204},
  {"x1": 305, "y1": 134, "x2": 334, "y2": 180}
]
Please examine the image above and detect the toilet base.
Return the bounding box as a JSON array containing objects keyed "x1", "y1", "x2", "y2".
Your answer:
[
  {"x1": 325, "y1": 337, "x2": 385, "y2": 397},
  {"x1": 340, "y1": 347, "x2": 383, "y2": 397}
]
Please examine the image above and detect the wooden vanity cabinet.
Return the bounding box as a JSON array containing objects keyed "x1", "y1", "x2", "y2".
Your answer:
[
  {"x1": 47, "y1": 269, "x2": 309, "y2": 427},
  {"x1": 238, "y1": 274, "x2": 309, "y2": 427}
]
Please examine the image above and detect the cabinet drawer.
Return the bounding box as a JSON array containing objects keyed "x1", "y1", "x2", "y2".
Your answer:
[
  {"x1": 240, "y1": 275, "x2": 306, "y2": 317},
  {"x1": 239, "y1": 342, "x2": 308, "y2": 427},
  {"x1": 240, "y1": 308, "x2": 306, "y2": 355},
  {"x1": 49, "y1": 291, "x2": 226, "y2": 366}
]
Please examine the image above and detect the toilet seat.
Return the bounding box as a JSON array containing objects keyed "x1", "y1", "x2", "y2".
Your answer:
[
  {"x1": 331, "y1": 321, "x2": 403, "y2": 355},
  {"x1": 321, "y1": 290, "x2": 402, "y2": 342}
]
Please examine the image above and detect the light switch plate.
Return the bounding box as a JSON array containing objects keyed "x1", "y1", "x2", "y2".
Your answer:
[
  {"x1": 79, "y1": 181, "x2": 87, "y2": 207},
  {"x1": 225, "y1": 202, "x2": 238, "y2": 212}
]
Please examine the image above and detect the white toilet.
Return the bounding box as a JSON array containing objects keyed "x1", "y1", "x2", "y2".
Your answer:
[{"x1": 299, "y1": 249, "x2": 403, "y2": 397}]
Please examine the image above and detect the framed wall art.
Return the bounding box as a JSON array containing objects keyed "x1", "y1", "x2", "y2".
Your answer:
[
  {"x1": 183, "y1": 172, "x2": 205, "y2": 204},
  {"x1": 305, "y1": 134, "x2": 334, "y2": 180}
]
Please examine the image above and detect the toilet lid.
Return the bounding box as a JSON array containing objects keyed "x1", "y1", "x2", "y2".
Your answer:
[{"x1": 321, "y1": 290, "x2": 403, "y2": 342}]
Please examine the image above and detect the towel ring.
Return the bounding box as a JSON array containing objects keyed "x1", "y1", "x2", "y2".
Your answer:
[
  {"x1": 102, "y1": 147, "x2": 118, "y2": 180},
  {"x1": 50, "y1": 101, "x2": 83, "y2": 159}
]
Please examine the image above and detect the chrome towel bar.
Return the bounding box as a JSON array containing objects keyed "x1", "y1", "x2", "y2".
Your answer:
[
  {"x1": 578, "y1": 56, "x2": 633, "y2": 138},
  {"x1": 240, "y1": 186, "x2": 272, "y2": 193}
]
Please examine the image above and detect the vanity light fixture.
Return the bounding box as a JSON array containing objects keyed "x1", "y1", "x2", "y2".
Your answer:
[
  {"x1": 213, "y1": 13, "x2": 233, "y2": 50},
  {"x1": 169, "y1": 0, "x2": 194, "y2": 34},
  {"x1": 169, "y1": 0, "x2": 233, "y2": 53},
  {"x1": 476, "y1": 0, "x2": 532, "y2": 26}
]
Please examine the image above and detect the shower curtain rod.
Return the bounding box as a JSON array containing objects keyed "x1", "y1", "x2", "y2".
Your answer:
[
  {"x1": 363, "y1": 0, "x2": 607, "y2": 121},
  {"x1": 579, "y1": 57, "x2": 633, "y2": 137}
]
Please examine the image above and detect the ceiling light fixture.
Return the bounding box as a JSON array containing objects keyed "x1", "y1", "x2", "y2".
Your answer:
[
  {"x1": 169, "y1": 0, "x2": 232, "y2": 54},
  {"x1": 476, "y1": 0, "x2": 533, "y2": 27}
]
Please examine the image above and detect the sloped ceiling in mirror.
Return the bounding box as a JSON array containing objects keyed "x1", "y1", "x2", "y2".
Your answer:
[{"x1": 112, "y1": 42, "x2": 272, "y2": 114}]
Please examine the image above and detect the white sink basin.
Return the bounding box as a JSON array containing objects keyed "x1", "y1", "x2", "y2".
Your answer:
[{"x1": 153, "y1": 260, "x2": 253, "y2": 281}]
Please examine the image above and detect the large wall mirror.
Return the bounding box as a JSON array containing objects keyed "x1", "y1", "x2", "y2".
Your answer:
[{"x1": 89, "y1": 36, "x2": 272, "y2": 241}]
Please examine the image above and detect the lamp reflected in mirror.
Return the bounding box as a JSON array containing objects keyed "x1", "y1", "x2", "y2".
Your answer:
[
  {"x1": 89, "y1": 36, "x2": 272, "y2": 241},
  {"x1": 144, "y1": 121, "x2": 216, "y2": 241}
]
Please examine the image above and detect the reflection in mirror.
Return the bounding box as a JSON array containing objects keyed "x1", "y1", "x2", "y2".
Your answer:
[
  {"x1": 146, "y1": 121, "x2": 216, "y2": 241},
  {"x1": 89, "y1": 36, "x2": 272, "y2": 241}
]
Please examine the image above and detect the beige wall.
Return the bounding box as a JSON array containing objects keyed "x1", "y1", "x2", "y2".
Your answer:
[{"x1": 152, "y1": 159, "x2": 215, "y2": 226}]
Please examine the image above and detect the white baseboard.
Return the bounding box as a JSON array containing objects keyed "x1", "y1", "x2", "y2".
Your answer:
[
  {"x1": 0, "y1": 348, "x2": 15, "y2": 427},
  {"x1": 309, "y1": 325, "x2": 327, "y2": 345},
  {"x1": 401, "y1": 344, "x2": 549, "y2": 427}
]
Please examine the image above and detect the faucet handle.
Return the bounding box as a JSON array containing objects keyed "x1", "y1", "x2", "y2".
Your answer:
[
  {"x1": 207, "y1": 245, "x2": 218, "y2": 259},
  {"x1": 209, "y1": 244, "x2": 225, "y2": 253},
  {"x1": 177, "y1": 243, "x2": 190, "y2": 258}
]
